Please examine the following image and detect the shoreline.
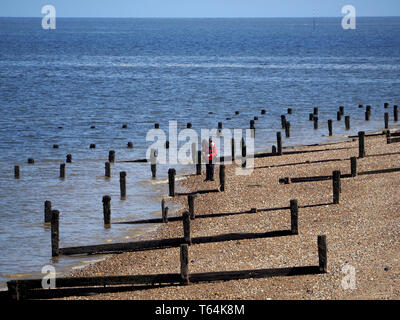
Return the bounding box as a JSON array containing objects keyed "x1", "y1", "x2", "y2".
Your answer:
[{"x1": 55, "y1": 127, "x2": 400, "y2": 299}]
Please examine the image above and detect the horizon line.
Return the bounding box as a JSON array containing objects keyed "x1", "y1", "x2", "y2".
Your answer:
[{"x1": 1, "y1": 15, "x2": 399, "y2": 19}]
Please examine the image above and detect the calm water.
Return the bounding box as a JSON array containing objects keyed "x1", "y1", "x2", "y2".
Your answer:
[{"x1": 0, "y1": 17, "x2": 400, "y2": 288}]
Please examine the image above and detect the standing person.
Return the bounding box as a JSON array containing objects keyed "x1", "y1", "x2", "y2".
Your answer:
[{"x1": 202, "y1": 137, "x2": 217, "y2": 181}]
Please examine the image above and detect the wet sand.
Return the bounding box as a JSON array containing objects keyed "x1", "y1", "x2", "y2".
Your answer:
[{"x1": 63, "y1": 133, "x2": 400, "y2": 300}]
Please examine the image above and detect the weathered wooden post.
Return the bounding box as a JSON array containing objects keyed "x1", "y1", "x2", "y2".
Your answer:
[
  {"x1": 250, "y1": 120, "x2": 255, "y2": 130},
  {"x1": 365, "y1": 110, "x2": 370, "y2": 121},
  {"x1": 44, "y1": 200, "x2": 52, "y2": 223},
  {"x1": 161, "y1": 199, "x2": 168, "y2": 223},
  {"x1": 122, "y1": 124, "x2": 128, "y2": 129},
  {"x1": 105, "y1": 162, "x2": 111, "y2": 178},
  {"x1": 103, "y1": 195, "x2": 111, "y2": 226},
  {"x1": 127, "y1": 142, "x2": 133, "y2": 148},
  {"x1": 60, "y1": 163, "x2": 65, "y2": 179},
  {"x1": 182, "y1": 211, "x2": 191, "y2": 244},
  {"x1": 90, "y1": 144, "x2": 96, "y2": 149},
  {"x1": 309, "y1": 113, "x2": 314, "y2": 121},
  {"x1": 350, "y1": 157, "x2": 357, "y2": 177},
  {"x1": 188, "y1": 194, "x2": 196, "y2": 220},
  {"x1": 272, "y1": 145, "x2": 277, "y2": 154},
  {"x1": 290, "y1": 199, "x2": 298, "y2": 235},
  {"x1": 231, "y1": 138, "x2": 235, "y2": 162},
  {"x1": 51, "y1": 210, "x2": 60, "y2": 257},
  {"x1": 339, "y1": 106, "x2": 344, "y2": 115},
  {"x1": 219, "y1": 164, "x2": 226, "y2": 191},
  {"x1": 314, "y1": 107, "x2": 318, "y2": 115},
  {"x1": 394, "y1": 105, "x2": 398, "y2": 122},
  {"x1": 313, "y1": 116, "x2": 318, "y2": 130},
  {"x1": 66, "y1": 154, "x2": 72, "y2": 163},
  {"x1": 241, "y1": 138, "x2": 246, "y2": 168},
  {"x1": 287, "y1": 108, "x2": 292, "y2": 114},
  {"x1": 280, "y1": 115, "x2": 286, "y2": 129},
  {"x1": 150, "y1": 148, "x2": 157, "y2": 178},
  {"x1": 254, "y1": 116, "x2": 258, "y2": 121},
  {"x1": 328, "y1": 120, "x2": 333, "y2": 136},
  {"x1": 168, "y1": 168, "x2": 176, "y2": 197},
  {"x1": 235, "y1": 111, "x2": 240, "y2": 115},
  {"x1": 180, "y1": 244, "x2": 190, "y2": 285},
  {"x1": 120, "y1": 172, "x2": 126, "y2": 199},
  {"x1": 187, "y1": 122, "x2": 192, "y2": 129},
  {"x1": 14, "y1": 165, "x2": 20, "y2": 179},
  {"x1": 318, "y1": 235, "x2": 327, "y2": 273},
  {"x1": 155, "y1": 123, "x2": 159, "y2": 129},
  {"x1": 196, "y1": 151, "x2": 202, "y2": 175},
  {"x1": 53, "y1": 144, "x2": 59, "y2": 149},
  {"x1": 358, "y1": 131, "x2": 365, "y2": 158},
  {"x1": 332, "y1": 170, "x2": 341, "y2": 204},
  {"x1": 261, "y1": 109, "x2": 266, "y2": 115},
  {"x1": 277, "y1": 132, "x2": 282, "y2": 155},
  {"x1": 337, "y1": 111, "x2": 341, "y2": 121},
  {"x1": 218, "y1": 122, "x2": 223, "y2": 130},
  {"x1": 384, "y1": 112, "x2": 389, "y2": 129},
  {"x1": 384, "y1": 102, "x2": 389, "y2": 108},
  {"x1": 285, "y1": 121, "x2": 290, "y2": 138},
  {"x1": 165, "y1": 141, "x2": 169, "y2": 149},
  {"x1": 28, "y1": 158, "x2": 34, "y2": 164},
  {"x1": 109, "y1": 150, "x2": 115, "y2": 163},
  {"x1": 345, "y1": 116, "x2": 350, "y2": 130}
]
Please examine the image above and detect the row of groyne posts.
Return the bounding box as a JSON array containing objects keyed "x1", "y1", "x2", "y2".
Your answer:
[
  {"x1": 6, "y1": 103, "x2": 400, "y2": 300},
  {"x1": 12, "y1": 103, "x2": 399, "y2": 179}
]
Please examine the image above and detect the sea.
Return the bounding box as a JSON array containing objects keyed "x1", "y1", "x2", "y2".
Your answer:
[{"x1": 0, "y1": 17, "x2": 400, "y2": 288}]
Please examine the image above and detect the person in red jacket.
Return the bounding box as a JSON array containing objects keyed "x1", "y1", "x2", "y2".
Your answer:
[{"x1": 202, "y1": 137, "x2": 217, "y2": 181}]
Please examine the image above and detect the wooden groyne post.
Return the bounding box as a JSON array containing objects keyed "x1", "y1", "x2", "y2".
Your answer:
[
  {"x1": 277, "y1": 132, "x2": 282, "y2": 155},
  {"x1": 231, "y1": 138, "x2": 235, "y2": 162},
  {"x1": 51, "y1": 210, "x2": 60, "y2": 257},
  {"x1": 332, "y1": 170, "x2": 341, "y2": 204},
  {"x1": 66, "y1": 154, "x2": 72, "y2": 163},
  {"x1": 219, "y1": 164, "x2": 226, "y2": 191},
  {"x1": 345, "y1": 116, "x2": 350, "y2": 130},
  {"x1": 313, "y1": 116, "x2": 318, "y2": 130},
  {"x1": 290, "y1": 199, "x2": 298, "y2": 235},
  {"x1": 109, "y1": 150, "x2": 115, "y2": 163},
  {"x1": 161, "y1": 199, "x2": 168, "y2": 223},
  {"x1": 196, "y1": 151, "x2": 202, "y2": 175},
  {"x1": 188, "y1": 194, "x2": 196, "y2": 220},
  {"x1": 150, "y1": 148, "x2": 157, "y2": 178},
  {"x1": 105, "y1": 162, "x2": 111, "y2": 178},
  {"x1": 358, "y1": 131, "x2": 365, "y2": 158},
  {"x1": 103, "y1": 195, "x2": 111, "y2": 226},
  {"x1": 14, "y1": 165, "x2": 19, "y2": 179},
  {"x1": 384, "y1": 112, "x2": 389, "y2": 129},
  {"x1": 120, "y1": 172, "x2": 126, "y2": 199},
  {"x1": 280, "y1": 115, "x2": 286, "y2": 129},
  {"x1": 241, "y1": 138, "x2": 246, "y2": 168},
  {"x1": 285, "y1": 122, "x2": 290, "y2": 138},
  {"x1": 328, "y1": 120, "x2": 333, "y2": 136},
  {"x1": 182, "y1": 211, "x2": 191, "y2": 244},
  {"x1": 339, "y1": 106, "x2": 344, "y2": 115},
  {"x1": 60, "y1": 163, "x2": 65, "y2": 179},
  {"x1": 168, "y1": 169, "x2": 176, "y2": 197},
  {"x1": 318, "y1": 235, "x2": 327, "y2": 273},
  {"x1": 44, "y1": 200, "x2": 52, "y2": 223},
  {"x1": 180, "y1": 244, "x2": 190, "y2": 285},
  {"x1": 314, "y1": 107, "x2": 318, "y2": 115},
  {"x1": 394, "y1": 105, "x2": 398, "y2": 122},
  {"x1": 350, "y1": 157, "x2": 357, "y2": 177},
  {"x1": 337, "y1": 111, "x2": 341, "y2": 121}
]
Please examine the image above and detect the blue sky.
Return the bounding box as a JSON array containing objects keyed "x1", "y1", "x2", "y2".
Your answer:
[{"x1": 1, "y1": 0, "x2": 399, "y2": 18}]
